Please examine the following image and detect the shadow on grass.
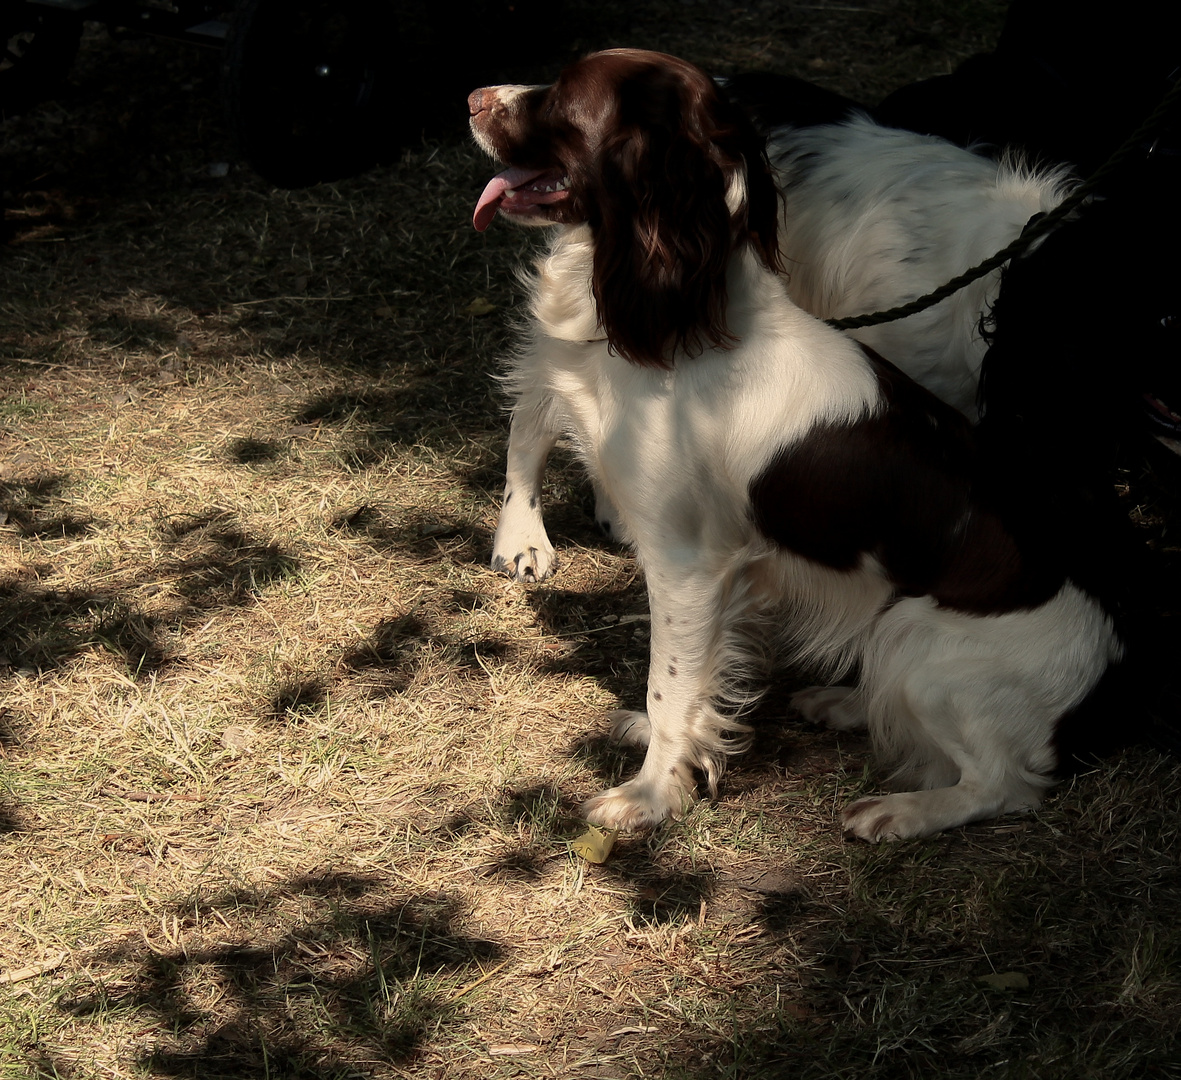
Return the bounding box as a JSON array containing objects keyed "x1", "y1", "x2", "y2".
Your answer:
[
  {"x1": 0, "y1": 710, "x2": 36, "y2": 838},
  {"x1": 470, "y1": 782, "x2": 721, "y2": 927},
  {"x1": 0, "y1": 805, "x2": 22, "y2": 834},
  {"x1": 290, "y1": 381, "x2": 496, "y2": 469},
  {"x1": 616, "y1": 865, "x2": 716, "y2": 925},
  {"x1": 0, "y1": 473, "x2": 95, "y2": 540},
  {"x1": 0, "y1": 583, "x2": 172, "y2": 675},
  {"x1": 158, "y1": 511, "x2": 300, "y2": 604},
  {"x1": 658, "y1": 931, "x2": 1181, "y2": 1080},
  {"x1": 328, "y1": 500, "x2": 495, "y2": 567},
  {"x1": 86, "y1": 311, "x2": 181, "y2": 354},
  {"x1": 335, "y1": 612, "x2": 424, "y2": 699},
  {"x1": 268, "y1": 676, "x2": 331, "y2": 724},
  {"x1": 565, "y1": 730, "x2": 639, "y2": 795},
  {"x1": 226, "y1": 436, "x2": 289, "y2": 467},
  {"x1": 526, "y1": 583, "x2": 649, "y2": 706},
  {"x1": 62, "y1": 873, "x2": 502, "y2": 1079},
  {"x1": 0, "y1": 500, "x2": 300, "y2": 677}
]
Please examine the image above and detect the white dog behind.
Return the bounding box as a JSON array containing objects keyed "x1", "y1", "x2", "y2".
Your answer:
[{"x1": 767, "y1": 114, "x2": 1075, "y2": 417}]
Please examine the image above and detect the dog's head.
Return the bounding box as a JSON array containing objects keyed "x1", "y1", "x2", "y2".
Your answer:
[{"x1": 469, "y1": 49, "x2": 782, "y2": 365}]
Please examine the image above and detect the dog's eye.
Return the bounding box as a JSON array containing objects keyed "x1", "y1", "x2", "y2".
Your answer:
[{"x1": 1161, "y1": 314, "x2": 1178, "y2": 330}]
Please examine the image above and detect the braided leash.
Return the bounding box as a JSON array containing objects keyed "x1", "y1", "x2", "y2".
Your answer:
[{"x1": 824, "y1": 77, "x2": 1181, "y2": 332}]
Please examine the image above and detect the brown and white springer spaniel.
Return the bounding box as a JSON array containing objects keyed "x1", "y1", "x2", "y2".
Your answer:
[{"x1": 468, "y1": 49, "x2": 1123, "y2": 840}]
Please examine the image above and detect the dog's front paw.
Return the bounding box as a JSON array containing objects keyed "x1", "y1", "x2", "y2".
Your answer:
[
  {"x1": 581, "y1": 767, "x2": 696, "y2": 830},
  {"x1": 790, "y1": 685, "x2": 866, "y2": 731},
  {"x1": 491, "y1": 541, "x2": 556, "y2": 582},
  {"x1": 607, "y1": 709, "x2": 650, "y2": 748}
]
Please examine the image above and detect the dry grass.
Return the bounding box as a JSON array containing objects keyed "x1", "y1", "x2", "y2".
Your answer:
[{"x1": 2, "y1": 3, "x2": 1180, "y2": 1078}]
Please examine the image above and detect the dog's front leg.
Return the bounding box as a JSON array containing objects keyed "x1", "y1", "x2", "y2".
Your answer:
[
  {"x1": 491, "y1": 401, "x2": 559, "y2": 582},
  {"x1": 582, "y1": 564, "x2": 736, "y2": 830}
]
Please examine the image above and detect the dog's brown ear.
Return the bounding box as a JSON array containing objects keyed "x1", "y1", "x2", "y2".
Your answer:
[
  {"x1": 740, "y1": 122, "x2": 785, "y2": 279},
  {"x1": 588, "y1": 66, "x2": 781, "y2": 367}
]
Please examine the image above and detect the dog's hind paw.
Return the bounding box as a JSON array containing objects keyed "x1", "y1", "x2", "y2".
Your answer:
[
  {"x1": 840, "y1": 785, "x2": 1033, "y2": 842},
  {"x1": 841, "y1": 795, "x2": 916, "y2": 842},
  {"x1": 790, "y1": 685, "x2": 866, "y2": 731},
  {"x1": 593, "y1": 485, "x2": 624, "y2": 543},
  {"x1": 607, "y1": 709, "x2": 650, "y2": 747}
]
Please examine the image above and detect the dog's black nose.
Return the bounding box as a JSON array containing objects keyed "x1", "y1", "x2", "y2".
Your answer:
[{"x1": 468, "y1": 89, "x2": 492, "y2": 117}]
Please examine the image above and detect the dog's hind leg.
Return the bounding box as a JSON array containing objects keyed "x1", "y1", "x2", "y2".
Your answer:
[
  {"x1": 840, "y1": 766, "x2": 1048, "y2": 841},
  {"x1": 593, "y1": 485, "x2": 624, "y2": 542},
  {"x1": 843, "y1": 661, "x2": 1056, "y2": 841},
  {"x1": 790, "y1": 685, "x2": 867, "y2": 731}
]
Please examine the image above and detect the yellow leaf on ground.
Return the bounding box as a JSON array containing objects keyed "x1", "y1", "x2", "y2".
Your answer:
[
  {"x1": 570, "y1": 824, "x2": 617, "y2": 864},
  {"x1": 464, "y1": 297, "x2": 497, "y2": 317}
]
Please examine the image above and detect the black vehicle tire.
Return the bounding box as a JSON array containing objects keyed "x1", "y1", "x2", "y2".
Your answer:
[
  {"x1": 0, "y1": 1, "x2": 83, "y2": 117},
  {"x1": 223, "y1": 0, "x2": 400, "y2": 188}
]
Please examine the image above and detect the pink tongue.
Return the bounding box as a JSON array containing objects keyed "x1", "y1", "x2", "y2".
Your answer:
[{"x1": 473, "y1": 166, "x2": 548, "y2": 232}]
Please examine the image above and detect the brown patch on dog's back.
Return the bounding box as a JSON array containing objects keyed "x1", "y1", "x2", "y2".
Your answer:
[{"x1": 750, "y1": 349, "x2": 1064, "y2": 613}]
